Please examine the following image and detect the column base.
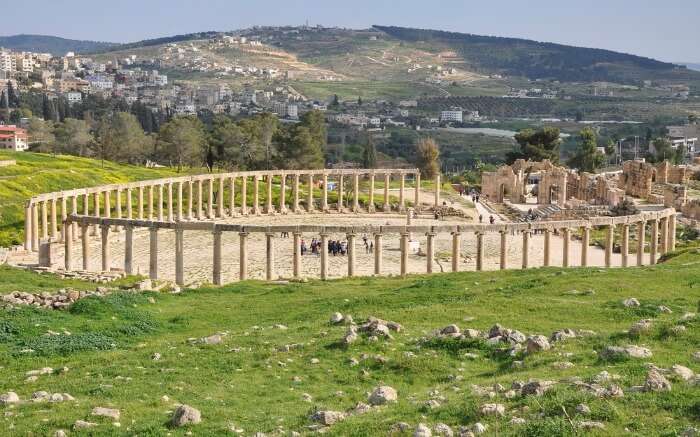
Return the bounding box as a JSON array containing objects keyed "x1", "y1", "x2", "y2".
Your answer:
[
  {"x1": 382, "y1": 204, "x2": 391, "y2": 212},
  {"x1": 398, "y1": 205, "x2": 406, "y2": 213},
  {"x1": 368, "y1": 205, "x2": 376, "y2": 213}
]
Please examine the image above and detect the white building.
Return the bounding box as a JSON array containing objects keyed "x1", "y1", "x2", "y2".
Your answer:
[
  {"x1": 440, "y1": 110, "x2": 463, "y2": 123},
  {"x1": 65, "y1": 92, "x2": 82, "y2": 105},
  {"x1": 0, "y1": 125, "x2": 29, "y2": 151}
]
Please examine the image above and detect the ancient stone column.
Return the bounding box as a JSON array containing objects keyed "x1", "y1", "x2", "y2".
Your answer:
[
  {"x1": 451, "y1": 231, "x2": 461, "y2": 272},
  {"x1": 266, "y1": 232, "x2": 275, "y2": 281},
  {"x1": 562, "y1": 228, "x2": 571, "y2": 268},
  {"x1": 32, "y1": 202, "x2": 39, "y2": 251},
  {"x1": 434, "y1": 174, "x2": 441, "y2": 207},
  {"x1": 605, "y1": 224, "x2": 615, "y2": 267},
  {"x1": 522, "y1": 230, "x2": 530, "y2": 269},
  {"x1": 347, "y1": 232, "x2": 357, "y2": 277},
  {"x1": 213, "y1": 227, "x2": 222, "y2": 285},
  {"x1": 64, "y1": 220, "x2": 72, "y2": 271},
  {"x1": 229, "y1": 176, "x2": 236, "y2": 217},
  {"x1": 24, "y1": 202, "x2": 32, "y2": 251},
  {"x1": 100, "y1": 224, "x2": 111, "y2": 272},
  {"x1": 400, "y1": 231, "x2": 409, "y2": 276},
  {"x1": 149, "y1": 226, "x2": 159, "y2": 280},
  {"x1": 138, "y1": 186, "x2": 144, "y2": 219},
  {"x1": 81, "y1": 223, "x2": 90, "y2": 271},
  {"x1": 253, "y1": 175, "x2": 261, "y2": 215},
  {"x1": 368, "y1": 173, "x2": 376, "y2": 213},
  {"x1": 148, "y1": 185, "x2": 154, "y2": 219},
  {"x1": 266, "y1": 174, "x2": 274, "y2": 214},
  {"x1": 207, "y1": 178, "x2": 214, "y2": 219},
  {"x1": 352, "y1": 173, "x2": 360, "y2": 212},
  {"x1": 659, "y1": 217, "x2": 668, "y2": 255},
  {"x1": 668, "y1": 213, "x2": 676, "y2": 252},
  {"x1": 175, "y1": 227, "x2": 184, "y2": 286},
  {"x1": 104, "y1": 190, "x2": 111, "y2": 220},
  {"x1": 426, "y1": 232, "x2": 436, "y2": 273},
  {"x1": 126, "y1": 188, "x2": 133, "y2": 220},
  {"x1": 41, "y1": 200, "x2": 48, "y2": 239},
  {"x1": 293, "y1": 231, "x2": 302, "y2": 278},
  {"x1": 383, "y1": 173, "x2": 390, "y2": 211},
  {"x1": 398, "y1": 173, "x2": 406, "y2": 212},
  {"x1": 167, "y1": 183, "x2": 174, "y2": 222},
  {"x1": 91, "y1": 193, "x2": 99, "y2": 236},
  {"x1": 581, "y1": 227, "x2": 590, "y2": 267},
  {"x1": 307, "y1": 174, "x2": 314, "y2": 213},
  {"x1": 116, "y1": 189, "x2": 123, "y2": 221},
  {"x1": 320, "y1": 233, "x2": 329, "y2": 280},
  {"x1": 292, "y1": 174, "x2": 300, "y2": 213},
  {"x1": 239, "y1": 231, "x2": 249, "y2": 280},
  {"x1": 279, "y1": 174, "x2": 287, "y2": 213},
  {"x1": 637, "y1": 221, "x2": 646, "y2": 266},
  {"x1": 59, "y1": 196, "x2": 67, "y2": 242},
  {"x1": 338, "y1": 174, "x2": 344, "y2": 212},
  {"x1": 50, "y1": 198, "x2": 58, "y2": 240},
  {"x1": 621, "y1": 224, "x2": 630, "y2": 267},
  {"x1": 241, "y1": 176, "x2": 248, "y2": 215},
  {"x1": 176, "y1": 182, "x2": 183, "y2": 221},
  {"x1": 374, "y1": 233, "x2": 383, "y2": 275},
  {"x1": 196, "y1": 179, "x2": 203, "y2": 219},
  {"x1": 543, "y1": 228, "x2": 551, "y2": 267},
  {"x1": 499, "y1": 230, "x2": 508, "y2": 269},
  {"x1": 71, "y1": 196, "x2": 78, "y2": 241},
  {"x1": 476, "y1": 232, "x2": 485, "y2": 271},
  {"x1": 157, "y1": 184, "x2": 164, "y2": 221},
  {"x1": 218, "y1": 177, "x2": 225, "y2": 218},
  {"x1": 186, "y1": 180, "x2": 194, "y2": 220},
  {"x1": 414, "y1": 172, "x2": 421, "y2": 210},
  {"x1": 649, "y1": 219, "x2": 658, "y2": 265},
  {"x1": 124, "y1": 224, "x2": 134, "y2": 275}
]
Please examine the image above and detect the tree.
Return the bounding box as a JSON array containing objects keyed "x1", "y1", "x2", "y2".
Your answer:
[
  {"x1": 650, "y1": 137, "x2": 684, "y2": 164},
  {"x1": 507, "y1": 127, "x2": 561, "y2": 164},
  {"x1": 54, "y1": 118, "x2": 93, "y2": 156},
  {"x1": 415, "y1": 137, "x2": 440, "y2": 178},
  {"x1": 6, "y1": 81, "x2": 19, "y2": 108},
  {"x1": 27, "y1": 118, "x2": 56, "y2": 153},
  {"x1": 567, "y1": 127, "x2": 605, "y2": 172},
  {"x1": 97, "y1": 112, "x2": 151, "y2": 164},
  {"x1": 277, "y1": 110, "x2": 326, "y2": 169},
  {"x1": 156, "y1": 116, "x2": 208, "y2": 171},
  {"x1": 330, "y1": 94, "x2": 339, "y2": 107},
  {"x1": 362, "y1": 133, "x2": 377, "y2": 168},
  {"x1": 209, "y1": 115, "x2": 245, "y2": 169}
]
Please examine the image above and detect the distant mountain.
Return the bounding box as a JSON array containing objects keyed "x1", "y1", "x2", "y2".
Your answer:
[
  {"x1": 680, "y1": 62, "x2": 700, "y2": 72},
  {"x1": 0, "y1": 34, "x2": 117, "y2": 55},
  {"x1": 93, "y1": 31, "x2": 222, "y2": 54},
  {"x1": 372, "y1": 25, "x2": 700, "y2": 84}
]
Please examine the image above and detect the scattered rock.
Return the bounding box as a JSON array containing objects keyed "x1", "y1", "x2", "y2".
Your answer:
[
  {"x1": 644, "y1": 369, "x2": 672, "y2": 392},
  {"x1": 670, "y1": 325, "x2": 687, "y2": 335},
  {"x1": 414, "y1": 423, "x2": 432, "y2": 437},
  {"x1": 622, "y1": 298, "x2": 640, "y2": 307},
  {"x1": 368, "y1": 385, "x2": 398, "y2": 405},
  {"x1": 343, "y1": 326, "x2": 358, "y2": 345},
  {"x1": 200, "y1": 334, "x2": 223, "y2": 345},
  {"x1": 152, "y1": 352, "x2": 162, "y2": 361},
  {"x1": 629, "y1": 319, "x2": 653, "y2": 336},
  {"x1": 509, "y1": 417, "x2": 526, "y2": 425},
  {"x1": 170, "y1": 404, "x2": 201, "y2": 427},
  {"x1": 92, "y1": 407, "x2": 120, "y2": 420},
  {"x1": 671, "y1": 365, "x2": 695, "y2": 381},
  {"x1": 550, "y1": 329, "x2": 576, "y2": 342},
  {"x1": 658, "y1": 305, "x2": 673, "y2": 314},
  {"x1": 526, "y1": 335, "x2": 551, "y2": 354},
  {"x1": 433, "y1": 423, "x2": 453, "y2": 436},
  {"x1": 0, "y1": 392, "x2": 20, "y2": 405},
  {"x1": 479, "y1": 403, "x2": 505, "y2": 416},
  {"x1": 74, "y1": 420, "x2": 97, "y2": 429},
  {"x1": 576, "y1": 404, "x2": 591, "y2": 415},
  {"x1": 311, "y1": 410, "x2": 345, "y2": 426},
  {"x1": 601, "y1": 345, "x2": 652, "y2": 360},
  {"x1": 693, "y1": 351, "x2": 700, "y2": 362},
  {"x1": 440, "y1": 324, "x2": 461, "y2": 337},
  {"x1": 471, "y1": 422, "x2": 487, "y2": 434},
  {"x1": 578, "y1": 421, "x2": 605, "y2": 430},
  {"x1": 330, "y1": 313, "x2": 344, "y2": 324},
  {"x1": 521, "y1": 380, "x2": 556, "y2": 396}
]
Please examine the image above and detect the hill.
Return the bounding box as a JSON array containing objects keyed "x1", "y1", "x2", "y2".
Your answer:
[
  {"x1": 373, "y1": 25, "x2": 700, "y2": 85},
  {"x1": 0, "y1": 244, "x2": 698, "y2": 435},
  {"x1": 0, "y1": 151, "x2": 190, "y2": 247},
  {"x1": 0, "y1": 34, "x2": 117, "y2": 55}
]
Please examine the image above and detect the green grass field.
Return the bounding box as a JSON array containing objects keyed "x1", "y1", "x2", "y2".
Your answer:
[
  {"x1": 1, "y1": 244, "x2": 698, "y2": 435},
  {"x1": 0, "y1": 152, "x2": 188, "y2": 247}
]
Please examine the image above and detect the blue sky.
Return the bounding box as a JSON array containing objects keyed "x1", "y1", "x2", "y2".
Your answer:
[{"x1": 2, "y1": 0, "x2": 698, "y2": 62}]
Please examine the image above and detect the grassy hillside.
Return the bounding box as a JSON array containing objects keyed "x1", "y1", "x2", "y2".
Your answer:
[
  {"x1": 374, "y1": 26, "x2": 700, "y2": 86},
  {"x1": 0, "y1": 152, "x2": 186, "y2": 247},
  {"x1": 0, "y1": 246, "x2": 698, "y2": 435},
  {"x1": 0, "y1": 34, "x2": 117, "y2": 56}
]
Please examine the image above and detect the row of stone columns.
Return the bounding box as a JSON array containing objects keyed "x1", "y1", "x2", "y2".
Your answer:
[
  {"x1": 30, "y1": 170, "x2": 434, "y2": 252},
  {"x1": 64, "y1": 210, "x2": 677, "y2": 285}
]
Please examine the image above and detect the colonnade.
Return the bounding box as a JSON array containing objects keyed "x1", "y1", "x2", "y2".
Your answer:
[
  {"x1": 24, "y1": 168, "x2": 435, "y2": 252},
  {"x1": 63, "y1": 208, "x2": 676, "y2": 286}
]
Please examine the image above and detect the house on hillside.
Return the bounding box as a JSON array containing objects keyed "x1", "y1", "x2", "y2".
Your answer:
[{"x1": 0, "y1": 125, "x2": 28, "y2": 151}]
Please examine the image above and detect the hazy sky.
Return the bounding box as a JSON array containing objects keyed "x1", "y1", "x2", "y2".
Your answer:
[{"x1": 3, "y1": 0, "x2": 698, "y2": 62}]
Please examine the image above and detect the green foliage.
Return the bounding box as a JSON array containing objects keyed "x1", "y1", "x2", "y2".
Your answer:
[
  {"x1": 156, "y1": 116, "x2": 208, "y2": 170},
  {"x1": 567, "y1": 127, "x2": 605, "y2": 172},
  {"x1": 97, "y1": 112, "x2": 152, "y2": 164},
  {"x1": 415, "y1": 137, "x2": 440, "y2": 178},
  {"x1": 508, "y1": 127, "x2": 561, "y2": 163},
  {"x1": 361, "y1": 133, "x2": 377, "y2": 169}
]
